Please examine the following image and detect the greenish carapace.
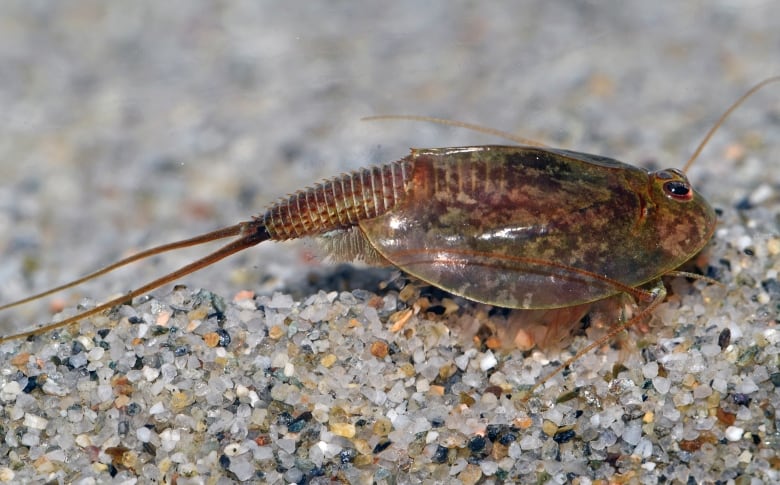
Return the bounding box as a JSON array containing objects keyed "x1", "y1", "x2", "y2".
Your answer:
[
  {"x1": 1, "y1": 77, "x2": 776, "y2": 356},
  {"x1": 359, "y1": 146, "x2": 716, "y2": 309}
]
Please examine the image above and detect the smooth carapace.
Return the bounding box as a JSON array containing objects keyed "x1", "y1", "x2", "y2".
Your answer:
[{"x1": 1, "y1": 77, "x2": 777, "y2": 389}]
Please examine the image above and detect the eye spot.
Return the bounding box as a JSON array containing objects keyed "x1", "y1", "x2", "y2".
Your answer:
[{"x1": 663, "y1": 180, "x2": 692, "y2": 201}]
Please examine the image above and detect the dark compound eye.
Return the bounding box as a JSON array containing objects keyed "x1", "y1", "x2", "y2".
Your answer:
[{"x1": 663, "y1": 180, "x2": 692, "y2": 201}]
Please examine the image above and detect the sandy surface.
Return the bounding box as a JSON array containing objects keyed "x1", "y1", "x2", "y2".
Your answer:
[{"x1": 0, "y1": 1, "x2": 778, "y2": 483}]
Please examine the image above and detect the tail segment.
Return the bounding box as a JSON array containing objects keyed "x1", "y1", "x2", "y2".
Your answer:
[
  {"x1": 0, "y1": 221, "x2": 270, "y2": 342},
  {"x1": 262, "y1": 158, "x2": 413, "y2": 240},
  {"x1": 0, "y1": 223, "x2": 248, "y2": 312},
  {"x1": 0, "y1": 156, "x2": 417, "y2": 342}
]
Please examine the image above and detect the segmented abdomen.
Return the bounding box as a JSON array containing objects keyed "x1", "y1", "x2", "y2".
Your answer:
[{"x1": 262, "y1": 158, "x2": 413, "y2": 240}]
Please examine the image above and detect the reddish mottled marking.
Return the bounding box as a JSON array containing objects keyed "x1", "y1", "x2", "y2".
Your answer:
[{"x1": 1, "y1": 77, "x2": 778, "y2": 395}]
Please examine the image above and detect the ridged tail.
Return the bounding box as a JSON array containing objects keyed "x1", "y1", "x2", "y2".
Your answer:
[{"x1": 262, "y1": 158, "x2": 413, "y2": 240}]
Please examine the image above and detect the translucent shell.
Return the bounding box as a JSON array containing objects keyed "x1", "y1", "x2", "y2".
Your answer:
[{"x1": 358, "y1": 146, "x2": 716, "y2": 309}]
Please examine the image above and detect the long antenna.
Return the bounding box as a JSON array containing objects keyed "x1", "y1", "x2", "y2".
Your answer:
[
  {"x1": 362, "y1": 115, "x2": 549, "y2": 147},
  {"x1": 682, "y1": 76, "x2": 780, "y2": 173}
]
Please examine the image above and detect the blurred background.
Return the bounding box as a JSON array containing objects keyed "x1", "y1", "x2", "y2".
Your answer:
[{"x1": 0, "y1": 1, "x2": 778, "y2": 331}]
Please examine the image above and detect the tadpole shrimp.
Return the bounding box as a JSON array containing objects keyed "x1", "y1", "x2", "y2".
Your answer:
[{"x1": 1, "y1": 76, "x2": 778, "y2": 393}]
